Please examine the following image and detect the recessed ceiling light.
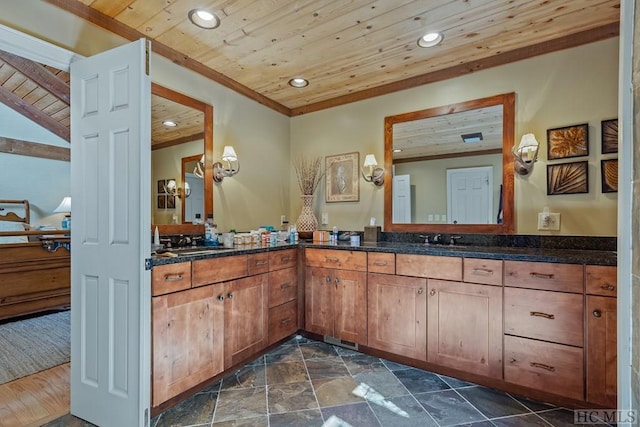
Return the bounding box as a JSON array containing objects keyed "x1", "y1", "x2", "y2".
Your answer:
[
  {"x1": 188, "y1": 9, "x2": 220, "y2": 29},
  {"x1": 417, "y1": 32, "x2": 444, "y2": 48},
  {"x1": 288, "y1": 77, "x2": 309, "y2": 88},
  {"x1": 163, "y1": 120, "x2": 178, "y2": 127}
]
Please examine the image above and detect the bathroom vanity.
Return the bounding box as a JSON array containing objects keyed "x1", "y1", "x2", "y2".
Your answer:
[{"x1": 150, "y1": 240, "x2": 617, "y2": 414}]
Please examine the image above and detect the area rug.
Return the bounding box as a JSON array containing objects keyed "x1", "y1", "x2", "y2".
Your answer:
[{"x1": 0, "y1": 310, "x2": 70, "y2": 385}]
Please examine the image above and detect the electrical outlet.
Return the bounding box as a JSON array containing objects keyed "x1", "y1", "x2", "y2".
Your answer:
[
  {"x1": 427, "y1": 214, "x2": 434, "y2": 221},
  {"x1": 321, "y1": 212, "x2": 329, "y2": 225},
  {"x1": 537, "y1": 212, "x2": 561, "y2": 230},
  {"x1": 280, "y1": 215, "x2": 286, "y2": 226}
]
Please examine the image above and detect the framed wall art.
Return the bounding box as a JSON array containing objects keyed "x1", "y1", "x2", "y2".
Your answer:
[
  {"x1": 547, "y1": 123, "x2": 589, "y2": 160},
  {"x1": 547, "y1": 161, "x2": 589, "y2": 195},
  {"x1": 601, "y1": 158, "x2": 618, "y2": 193},
  {"x1": 157, "y1": 195, "x2": 166, "y2": 209},
  {"x1": 325, "y1": 152, "x2": 359, "y2": 202},
  {"x1": 166, "y1": 195, "x2": 176, "y2": 209},
  {"x1": 157, "y1": 179, "x2": 166, "y2": 194},
  {"x1": 601, "y1": 118, "x2": 618, "y2": 154}
]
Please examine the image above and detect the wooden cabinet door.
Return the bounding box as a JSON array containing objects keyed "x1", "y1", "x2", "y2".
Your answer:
[
  {"x1": 152, "y1": 285, "x2": 224, "y2": 406},
  {"x1": 587, "y1": 295, "x2": 617, "y2": 407},
  {"x1": 224, "y1": 273, "x2": 269, "y2": 368},
  {"x1": 333, "y1": 269, "x2": 367, "y2": 345},
  {"x1": 305, "y1": 267, "x2": 334, "y2": 337},
  {"x1": 368, "y1": 273, "x2": 427, "y2": 360},
  {"x1": 427, "y1": 279, "x2": 503, "y2": 379}
]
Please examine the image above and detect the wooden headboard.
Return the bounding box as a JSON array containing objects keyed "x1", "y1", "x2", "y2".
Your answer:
[{"x1": 0, "y1": 199, "x2": 30, "y2": 224}]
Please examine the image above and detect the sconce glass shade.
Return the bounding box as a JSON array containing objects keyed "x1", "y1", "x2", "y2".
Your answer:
[
  {"x1": 54, "y1": 196, "x2": 71, "y2": 213},
  {"x1": 193, "y1": 154, "x2": 205, "y2": 178},
  {"x1": 164, "y1": 179, "x2": 190, "y2": 198},
  {"x1": 513, "y1": 133, "x2": 540, "y2": 175},
  {"x1": 361, "y1": 153, "x2": 384, "y2": 186},
  {"x1": 214, "y1": 145, "x2": 240, "y2": 182}
]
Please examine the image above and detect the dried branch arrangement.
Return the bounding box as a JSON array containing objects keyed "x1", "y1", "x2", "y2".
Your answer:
[{"x1": 294, "y1": 156, "x2": 324, "y2": 195}]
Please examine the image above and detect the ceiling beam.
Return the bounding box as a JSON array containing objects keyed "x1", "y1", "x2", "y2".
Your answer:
[
  {"x1": 0, "y1": 84, "x2": 70, "y2": 142},
  {"x1": 0, "y1": 136, "x2": 70, "y2": 161},
  {"x1": 152, "y1": 132, "x2": 205, "y2": 151},
  {"x1": 0, "y1": 49, "x2": 70, "y2": 104}
]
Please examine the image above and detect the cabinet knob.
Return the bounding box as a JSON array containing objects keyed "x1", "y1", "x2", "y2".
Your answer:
[
  {"x1": 227, "y1": 293, "x2": 234, "y2": 299},
  {"x1": 600, "y1": 284, "x2": 615, "y2": 291},
  {"x1": 417, "y1": 288, "x2": 424, "y2": 295},
  {"x1": 334, "y1": 277, "x2": 340, "y2": 284},
  {"x1": 326, "y1": 276, "x2": 331, "y2": 283},
  {"x1": 429, "y1": 289, "x2": 436, "y2": 296},
  {"x1": 593, "y1": 310, "x2": 602, "y2": 318},
  {"x1": 217, "y1": 295, "x2": 224, "y2": 301}
]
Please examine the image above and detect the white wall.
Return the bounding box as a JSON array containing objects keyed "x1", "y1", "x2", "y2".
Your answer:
[
  {"x1": 0, "y1": 103, "x2": 70, "y2": 227},
  {"x1": 291, "y1": 38, "x2": 619, "y2": 236}
]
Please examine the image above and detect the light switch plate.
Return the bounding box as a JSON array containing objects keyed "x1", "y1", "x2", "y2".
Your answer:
[{"x1": 321, "y1": 212, "x2": 329, "y2": 225}]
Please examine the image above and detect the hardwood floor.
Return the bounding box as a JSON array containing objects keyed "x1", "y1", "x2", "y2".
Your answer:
[{"x1": 0, "y1": 363, "x2": 70, "y2": 427}]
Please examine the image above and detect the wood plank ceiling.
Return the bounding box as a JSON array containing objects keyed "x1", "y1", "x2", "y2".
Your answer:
[{"x1": 45, "y1": 0, "x2": 620, "y2": 116}]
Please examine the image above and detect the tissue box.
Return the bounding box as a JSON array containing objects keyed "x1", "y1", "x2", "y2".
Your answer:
[{"x1": 364, "y1": 226, "x2": 381, "y2": 243}]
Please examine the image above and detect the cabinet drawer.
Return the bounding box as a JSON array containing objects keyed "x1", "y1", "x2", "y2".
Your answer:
[
  {"x1": 305, "y1": 248, "x2": 366, "y2": 271},
  {"x1": 504, "y1": 335, "x2": 584, "y2": 401},
  {"x1": 586, "y1": 265, "x2": 617, "y2": 297},
  {"x1": 269, "y1": 267, "x2": 297, "y2": 308},
  {"x1": 504, "y1": 261, "x2": 583, "y2": 293},
  {"x1": 504, "y1": 287, "x2": 584, "y2": 347},
  {"x1": 248, "y1": 253, "x2": 269, "y2": 275},
  {"x1": 463, "y1": 258, "x2": 503, "y2": 286},
  {"x1": 152, "y1": 262, "x2": 192, "y2": 296},
  {"x1": 269, "y1": 299, "x2": 298, "y2": 345},
  {"x1": 368, "y1": 252, "x2": 395, "y2": 274},
  {"x1": 192, "y1": 255, "x2": 248, "y2": 287},
  {"x1": 396, "y1": 254, "x2": 462, "y2": 281},
  {"x1": 269, "y1": 249, "x2": 297, "y2": 271}
]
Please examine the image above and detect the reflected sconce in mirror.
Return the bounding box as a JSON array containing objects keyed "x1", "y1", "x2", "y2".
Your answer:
[
  {"x1": 513, "y1": 133, "x2": 540, "y2": 176},
  {"x1": 213, "y1": 145, "x2": 240, "y2": 182},
  {"x1": 361, "y1": 154, "x2": 385, "y2": 186},
  {"x1": 193, "y1": 154, "x2": 205, "y2": 179},
  {"x1": 164, "y1": 179, "x2": 190, "y2": 199}
]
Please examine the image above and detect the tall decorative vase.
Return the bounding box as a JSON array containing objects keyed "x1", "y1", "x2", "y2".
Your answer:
[{"x1": 296, "y1": 194, "x2": 318, "y2": 240}]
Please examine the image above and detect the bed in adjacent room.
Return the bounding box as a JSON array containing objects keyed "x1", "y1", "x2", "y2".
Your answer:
[{"x1": 0, "y1": 200, "x2": 70, "y2": 320}]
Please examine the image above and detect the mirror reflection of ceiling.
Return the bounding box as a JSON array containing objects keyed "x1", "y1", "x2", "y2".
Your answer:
[
  {"x1": 393, "y1": 105, "x2": 503, "y2": 160},
  {"x1": 151, "y1": 94, "x2": 204, "y2": 150}
]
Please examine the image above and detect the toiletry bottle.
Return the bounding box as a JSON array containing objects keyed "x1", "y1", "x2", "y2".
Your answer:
[
  {"x1": 332, "y1": 226, "x2": 338, "y2": 244},
  {"x1": 211, "y1": 221, "x2": 219, "y2": 246},
  {"x1": 204, "y1": 214, "x2": 214, "y2": 246}
]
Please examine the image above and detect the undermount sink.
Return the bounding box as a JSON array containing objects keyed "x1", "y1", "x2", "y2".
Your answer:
[{"x1": 162, "y1": 246, "x2": 232, "y2": 256}]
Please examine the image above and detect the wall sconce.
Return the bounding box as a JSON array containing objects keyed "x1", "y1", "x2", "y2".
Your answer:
[
  {"x1": 193, "y1": 154, "x2": 205, "y2": 179},
  {"x1": 361, "y1": 154, "x2": 385, "y2": 186},
  {"x1": 513, "y1": 133, "x2": 540, "y2": 176},
  {"x1": 213, "y1": 145, "x2": 240, "y2": 182},
  {"x1": 164, "y1": 179, "x2": 190, "y2": 198}
]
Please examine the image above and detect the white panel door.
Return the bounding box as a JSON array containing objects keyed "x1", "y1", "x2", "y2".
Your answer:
[
  {"x1": 447, "y1": 166, "x2": 493, "y2": 224},
  {"x1": 70, "y1": 39, "x2": 151, "y2": 427},
  {"x1": 393, "y1": 174, "x2": 411, "y2": 223}
]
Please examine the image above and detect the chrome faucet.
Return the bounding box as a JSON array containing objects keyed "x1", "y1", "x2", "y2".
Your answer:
[{"x1": 432, "y1": 234, "x2": 443, "y2": 244}]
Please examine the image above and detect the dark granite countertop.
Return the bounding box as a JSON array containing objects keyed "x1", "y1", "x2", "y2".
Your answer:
[{"x1": 151, "y1": 240, "x2": 616, "y2": 267}]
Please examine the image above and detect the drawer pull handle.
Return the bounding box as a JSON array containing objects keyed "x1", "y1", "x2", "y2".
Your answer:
[
  {"x1": 280, "y1": 318, "x2": 291, "y2": 325},
  {"x1": 530, "y1": 311, "x2": 555, "y2": 320},
  {"x1": 325, "y1": 257, "x2": 340, "y2": 263},
  {"x1": 472, "y1": 268, "x2": 493, "y2": 276},
  {"x1": 530, "y1": 272, "x2": 554, "y2": 280},
  {"x1": 164, "y1": 274, "x2": 184, "y2": 282},
  {"x1": 593, "y1": 310, "x2": 602, "y2": 318},
  {"x1": 429, "y1": 289, "x2": 436, "y2": 296},
  {"x1": 530, "y1": 362, "x2": 555, "y2": 372},
  {"x1": 280, "y1": 283, "x2": 292, "y2": 289},
  {"x1": 255, "y1": 260, "x2": 268, "y2": 266},
  {"x1": 281, "y1": 256, "x2": 291, "y2": 262},
  {"x1": 600, "y1": 284, "x2": 615, "y2": 291},
  {"x1": 417, "y1": 288, "x2": 424, "y2": 295},
  {"x1": 373, "y1": 261, "x2": 388, "y2": 266}
]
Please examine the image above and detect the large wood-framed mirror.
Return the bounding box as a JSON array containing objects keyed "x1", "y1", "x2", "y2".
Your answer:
[
  {"x1": 151, "y1": 84, "x2": 213, "y2": 234},
  {"x1": 384, "y1": 92, "x2": 515, "y2": 234}
]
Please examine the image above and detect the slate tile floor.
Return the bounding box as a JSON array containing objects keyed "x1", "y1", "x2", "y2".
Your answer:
[{"x1": 46, "y1": 336, "x2": 611, "y2": 427}]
